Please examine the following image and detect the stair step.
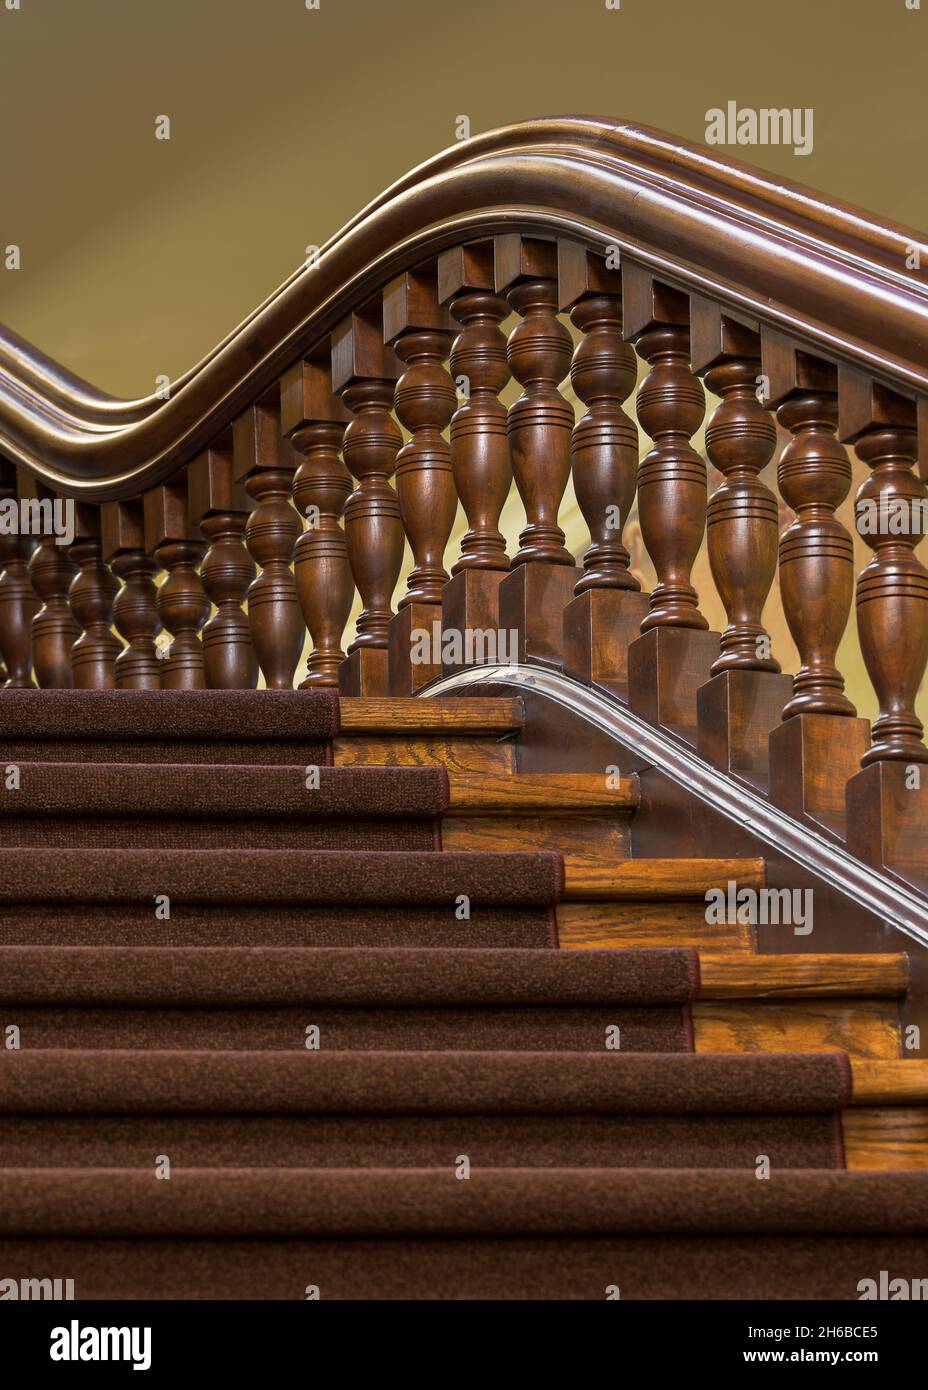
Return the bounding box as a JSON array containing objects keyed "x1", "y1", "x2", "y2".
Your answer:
[
  {"x1": 338, "y1": 698, "x2": 523, "y2": 735},
  {"x1": 446, "y1": 772, "x2": 638, "y2": 813},
  {"x1": 843, "y1": 1109, "x2": 928, "y2": 1170},
  {"x1": 0, "y1": 1050, "x2": 850, "y2": 1115},
  {"x1": 693, "y1": 1000, "x2": 901, "y2": 1060},
  {"x1": 697, "y1": 953, "x2": 909, "y2": 998},
  {"x1": 558, "y1": 901, "x2": 752, "y2": 951},
  {"x1": 0, "y1": 945, "x2": 696, "y2": 1007},
  {"x1": 0, "y1": 1167, "x2": 922, "y2": 1239},
  {"x1": 562, "y1": 857, "x2": 765, "y2": 900}
]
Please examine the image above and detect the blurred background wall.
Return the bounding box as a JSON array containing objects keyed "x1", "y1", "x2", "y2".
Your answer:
[{"x1": 2, "y1": 0, "x2": 926, "y2": 712}]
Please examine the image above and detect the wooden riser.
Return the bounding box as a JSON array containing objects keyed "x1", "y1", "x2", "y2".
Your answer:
[
  {"x1": 334, "y1": 737, "x2": 515, "y2": 773},
  {"x1": 444, "y1": 815, "x2": 631, "y2": 862},
  {"x1": 557, "y1": 902, "x2": 752, "y2": 951},
  {"x1": 563, "y1": 857, "x2": 765, "y2": 900},
  {"x1": 446, "y1": 772, "x2": 639, "y2": 813},
  {"x1": 693, "y1": 1000, "x2": 901, "y2": 1060},
  {"x1": 337, "y1": 698, "x2": 523, "y2": 734},
  {"x1": 843, "y1": 1109, "x2": 928, "y2": 1170}
]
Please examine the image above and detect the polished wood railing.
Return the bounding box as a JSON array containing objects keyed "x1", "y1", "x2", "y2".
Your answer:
[{"x1": 1, "y1": 116, "x2": 927, "y2": 886}]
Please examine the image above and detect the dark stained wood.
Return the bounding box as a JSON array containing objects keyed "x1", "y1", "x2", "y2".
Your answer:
[
  {"x1": 188, "y1": 442, "x2": 257, "y2": 690},
  {"x1": 439, "y1": 241, "x2": 511, "y2": 573},
  {"x1": 840, "y1": 370, "x2": 928, "y2": 766},
  {"x1": 560, "y1": 243, "x2": 640, "y2": 594},
  {"x1": 443, "y1": 813, "x2": 632, "y2": 862},
  {"x1": 697, "y1": 669, "x2": 794, "y2": 787},
  {"x1": 624, "y1": 264, "x2": 709, "y2": 631},
  {"x1": 628, "y1": 626, "x2": 721, "y2": 744},
  {"x1": 233, "y1": 398, "x2": 304, "y2": 690},
  {"x1": 562, "y1": 588, "x2": 651, "y2": 696},
  {"x1": 383, "y1": 270, "x2": 456, "y2": 696},
  {"x1": 143, "y1": 478, "x2": 208, "y2": 690},
  {"x1": 763, "y1": 333, "x2": 856, "y2": 718},
  {"x1": 281, "y1": 357, "x2": 352, "y2": 689},
  {"x1": 68, "y1": 502, "x2": 121, "y2": 689},
  {"x1": 20, "y1": 472, "x2": 77, "y2": 688},
  {"x1": 498, "y1": 560, "x2": 583, "y2": 668},
  {"x1": 846, "y1": 761, "x2": 928, "y2": 888},
  {"x1": 0, "y1": 462, "x2": 38, "y2": 688},
  {"x1": 101, "y1": 499, "x2": 160, "y2": 690},
  {"x1": 768, "y1": 711, "x2": 871, "y2": 836},
  {"x1": 440, "y1": 568, "x2": 506, "y2": 674},
  {"x1": 496, "y1": 235, "x2": 575, "y2": 567},
  {"x1": 332, "y1": 308, "x2": 403, "y2": 696},
  {"x1": 693, "y1": 301, "x2": 779, "y2": 672}
]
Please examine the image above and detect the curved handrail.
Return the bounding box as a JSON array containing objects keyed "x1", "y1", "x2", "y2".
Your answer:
[{"x1": 2, "y1": 115, "x2": 926, "y2": 500}]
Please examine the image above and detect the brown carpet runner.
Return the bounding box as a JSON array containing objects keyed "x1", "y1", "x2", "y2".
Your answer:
[{"x1": 0, "y1": 689, "x2": 923, "y2": 1299}]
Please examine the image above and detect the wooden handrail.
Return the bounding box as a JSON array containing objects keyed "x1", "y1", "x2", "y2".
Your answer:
[{"x1": 1, "y1": 117, "x2": 926, "y2": 497}]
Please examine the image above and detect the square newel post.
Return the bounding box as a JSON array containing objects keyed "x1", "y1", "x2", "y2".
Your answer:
[
  {"x1": 437, "y1": 242, "x2": 512, "y2": 674},
  {"x1": 841, "y1": 370, "x2": 928, "y2": 883},
  {"x1": 557, "y1": 240, "x2": 649, "y2": 696},
  {"x1": 382, "y1": 268, "x2": 456, "y2": 694},
  {"x1": 331, "y1": 305, "x2": 403, "y2": 697},
  {"x1": 622, "y1": 265, "x2": 719, "y2": 742},
  {"x1": 761, "y1": 331, "x2": 870, "y2": 835},
  {"x1": 689, "y1": 299, "x2": 792, "y2": 785},
  {"x1": 494, "y1": 234, "x2": 581, "y2": 669}
]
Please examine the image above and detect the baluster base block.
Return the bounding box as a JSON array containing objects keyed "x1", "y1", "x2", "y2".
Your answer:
[
  {"x1": 339, "y1": 647, "x2": 389, "y2": 698},
  {"x1": 628, "y1": 627, "x2": 721, "y2": 745},
  {"x1": 388, "y1": 603, "x2": 443, "y2": 696},
  {"x1": 562, "y1": 589, "x2": 651, "y2": 698},
  {"x1": 769, "y1": 712, "x2": 870, "y2": 839},
  {"x1": 440, "y1": 569, "x2": 507, "y2": 675},
  {"x1": 497, "y1": 562, "x2": 583, "y2": 670},
  {"x1": 697, "y1": 670, "x2": 795, "y2": 790},
  {"x1": 845, "y1": 761, "x2": 928, "y2": 891}
]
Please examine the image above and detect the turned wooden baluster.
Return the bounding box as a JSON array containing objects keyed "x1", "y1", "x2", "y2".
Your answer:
[
  {"x1": 697, "y1": 313, "x2": 780, "y2": 672},
  {"x1": 20, "y1": 474, "x2": 77, "y2": 687},
  {"x1": 496, "y1": 235, "x2": 574, "y2": 567},
  {"x1": 385, "y1": 269, "x2": 457, "y2": 605},
  {"x1": 189, "y1": 440, "x2": 257, "y2": 689},
  {"x1": 625, "y1": 269, "x2": 708, "y2": 631},
  {"x1": 101, "y1": 500, "x2": 161, "y2": 689},
  {"x1": 331, "y1": 307, "x2": 403, "y2": 695},
  {"x1": 68, "y1": 504, "x2": 121, "y2": 688},
  {"x1": 0, "y1": 463, "x2": 38, "y2": 687},
  {"x1": 143, "y1": 478, "x2": 208, "y2": 689},
  {"x1": 565, "y1": 263, "x2": 639, "y2": 594},
  {"x1": 233, "y1": 397, "x2": 304, "y2": 690},
  {"x1": 841, "y1": 374, "x2": 928, "y2": 765},
  {"x1": 774, "y1": 379, "x2": 856, "y2": 718},
  {"x1": 438, "y1": 242, "x2": 512, "y2": 572},
  {"x1": 280, "y1": 355, "x2": 353, "y2": 688}
]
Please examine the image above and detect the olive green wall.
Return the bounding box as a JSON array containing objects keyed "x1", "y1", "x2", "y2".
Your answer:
[{"x1": 1, "y1": 0, "x2": 925, "y2": 714}]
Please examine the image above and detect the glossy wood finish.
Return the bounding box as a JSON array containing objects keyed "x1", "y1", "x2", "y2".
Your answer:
[
  {"x1": 332, "y1": 309, "x2": 403, "y2": 696},
  {"x1": 692, "y1": 303, "x2": 779, "y2": 672},
  {"x1": 562, "y1": 855, "x2": 765, "y2": 900},
  {"x1": 843, "y1": 1110, "x2": 928, "y2": 1171},
  {"x1": 446, "y1": 771, "x2": 639, "y2": 813},
  {"x1": 841, "y1": 372, "x2": 928, "y2": 766},
  {"x1": 68, "y1": 503, "x2": 120, "y2": 689},
  {"x1": 697, "y1": 953, "x2": 908, "y2": 998},
  {"x1": 188, "y1": 442, "x2": 257, "y2": 690},
  {"x1": 0, "y1": 462, "x2": 37, "y2": 688},
  {"x1": 851, "y1": 1061, "x2": 928, "y2": 1106},
  {"x1": 438, "y1": 242, "x2": 511, "y2": 573},
  {"x1": 846, "y1": 762, "x2": 928, "y2": 887},
  {"x1": 693, "y1": 999, "x2": 900, "y2": 1059},
  {"x1": 557, "y1": 900, "x2": 751, "y2": 951},
  {"x1": 764, "y1": 336, "x2": 856, "y2": 719},
  {"x1": 101, "y1": 499, "x2": 160, "y2": 690},
  {"x1": 336, "y1": 697, "x2": 523, "y2": 734},
  {"x1": 560, "y1": 244, "x2": 639, "y2": 594},
  {"x1": 624, "y1": 266, "x2": 708, "y2": 631},
  {"x1": 496, "y1": 236, "x2": 575, "y2": 567},
  {"x1": 143, "y1": 478, "x2": 208, "y2": 690},
  {"x1": 280, "y1": 357, "x2": 352, "y2": 690},
  {"x1": 4, "y1": 118, "x2": 927, "y2": 499},
  {"x1": 233, "y1": 399, "x2": 303, "y2": 690},
  {"x1": 20, "y1": 473, "x2": 77, "y2": 688}
]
